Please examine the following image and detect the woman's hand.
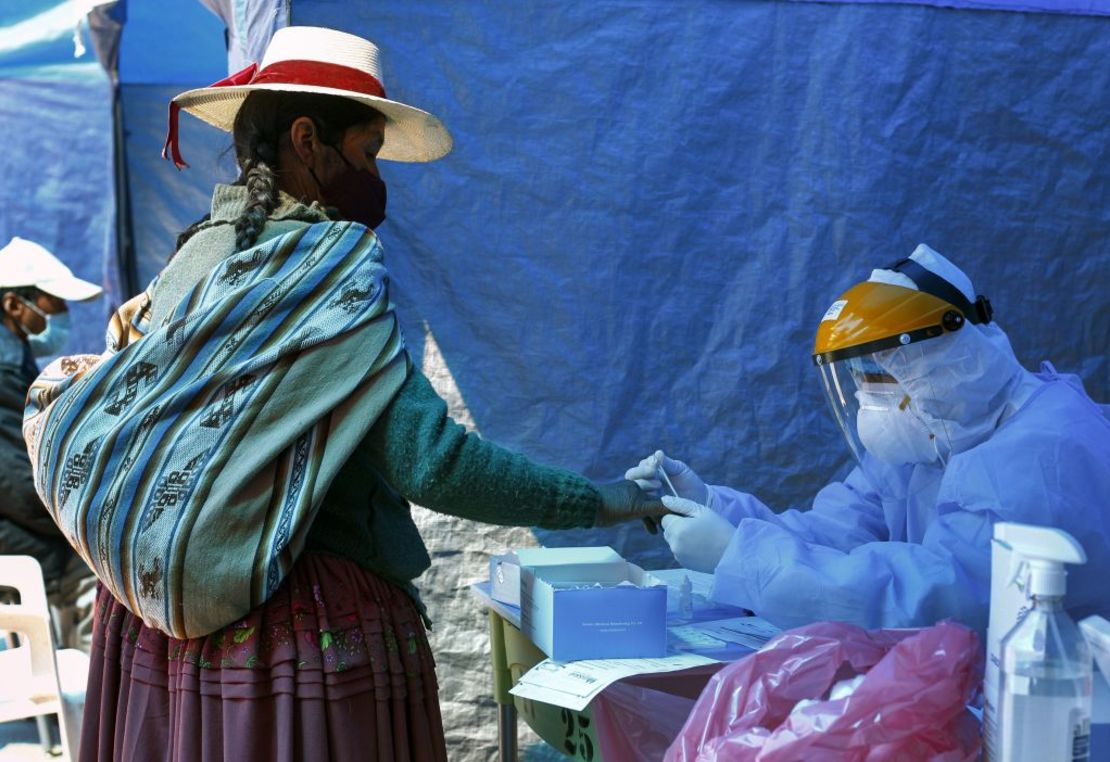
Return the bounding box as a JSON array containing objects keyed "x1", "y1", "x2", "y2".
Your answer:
[{"x1": 595, "y1": 480, "x2": 670, "y2": 534}]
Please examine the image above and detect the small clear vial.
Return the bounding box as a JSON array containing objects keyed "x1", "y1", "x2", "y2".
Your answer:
[{"x1": 679, "y1": 574, "x2": 694, "y2": 620}]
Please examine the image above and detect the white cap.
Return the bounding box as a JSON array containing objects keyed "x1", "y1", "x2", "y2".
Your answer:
[
  {"x1": 1027, "y1": 559, "x2": 1069, "y2": 597},
  {"x1": 0, "y1": 237, "x2": 102, "y2": 302}
]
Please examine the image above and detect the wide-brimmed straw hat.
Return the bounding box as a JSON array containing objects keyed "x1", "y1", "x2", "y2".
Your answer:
[{"x1": 163, "y1": 26, "x2": 453, "y2": 167}]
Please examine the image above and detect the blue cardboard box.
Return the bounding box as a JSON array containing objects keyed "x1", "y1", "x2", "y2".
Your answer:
[
  {"x1": 517, "y1": 548, "x2": 667, "y2": 661},
  {"x1": 489, "y1": 546, "x2": 629, "y2": 608}
]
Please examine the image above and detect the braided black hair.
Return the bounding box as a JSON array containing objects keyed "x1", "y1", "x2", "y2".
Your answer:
[{"x1": 234, "y1": 137, "x2": 280, "y2": 252}]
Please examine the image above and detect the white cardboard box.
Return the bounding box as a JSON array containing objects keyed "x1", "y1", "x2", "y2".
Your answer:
[
  {"x1": 516, "y1": 548, "x2": 667, "y2": 661},
  {"x1": 489, "y1": 546, "x2": 626, "y2": 608}
]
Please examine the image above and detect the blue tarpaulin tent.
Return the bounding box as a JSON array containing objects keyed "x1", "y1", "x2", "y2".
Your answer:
[
  {"x1": 0, "y1": 1, "x2": 116, "y2": 356},
  {"x1": 10, "y1": 0, "x2": 1106, "y2": 530},
  {"x1": 3, "y1": 0, "x2": 1107, "y2": 757},
  {"x1": 190, "y1": 0, "x2": 1109, "y2": 522}
]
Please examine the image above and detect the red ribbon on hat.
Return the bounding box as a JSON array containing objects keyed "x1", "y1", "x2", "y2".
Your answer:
[{"x1": 162, "y1": 60, "x2": 387, "y2": 170}]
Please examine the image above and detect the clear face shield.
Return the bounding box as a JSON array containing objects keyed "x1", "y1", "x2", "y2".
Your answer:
[{"x1": 818, "y1": 354, "x2": 944, "y2": 466}]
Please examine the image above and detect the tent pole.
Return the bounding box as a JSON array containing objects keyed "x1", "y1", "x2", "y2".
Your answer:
[{"x1": 111, "y1": 86, "x2": 139, "y2": 301}]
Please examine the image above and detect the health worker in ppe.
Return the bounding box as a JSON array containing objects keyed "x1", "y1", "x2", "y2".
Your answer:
[{"x1": 627, "y1": 244, "x2": 1110, "y2": 633}]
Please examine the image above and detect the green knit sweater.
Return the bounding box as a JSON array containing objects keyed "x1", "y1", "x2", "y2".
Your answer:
[
  {"x1": 305, "y1": 362, "x2": 602, "y2": 595},
  {"x1": 151, "y1": 185, "x2": 601, "y2": 605}
]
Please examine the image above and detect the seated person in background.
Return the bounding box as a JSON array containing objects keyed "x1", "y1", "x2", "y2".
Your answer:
[
  {"x1": 627, "y1": 244, "x2": 1110, "y2": 634},
  {"x1": 0, "y1": 236, "x2": 101, "y2": 647}
]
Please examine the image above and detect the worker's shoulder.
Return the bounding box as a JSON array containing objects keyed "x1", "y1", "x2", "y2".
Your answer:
[
  {"x1": 956, "y1": 378, "x2": 1110, "y2": 484},
  {"x1": 1003, "y1": 377, "x2": 1109, "y2": 444}
]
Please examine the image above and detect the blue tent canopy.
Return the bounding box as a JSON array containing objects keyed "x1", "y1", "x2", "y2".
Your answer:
[
  {"x1": 0, "y1": 2, "x2": 116, "y2": 356},
  {"x1": 284, "y1": 0, "x2": 1110, "y2": 528},
  {"x1": 5, "y1": 0, "x2": 1107, "y2": 525}
]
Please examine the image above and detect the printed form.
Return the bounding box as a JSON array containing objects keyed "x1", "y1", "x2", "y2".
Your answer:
[
  {"x1": 510, "y1": 615, "x2": 780, "y2": 711},
  {"x1": 509, "y1": 653, "x2": 717, "y2": 711}
]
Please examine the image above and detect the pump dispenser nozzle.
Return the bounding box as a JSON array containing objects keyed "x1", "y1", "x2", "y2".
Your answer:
[{"x1": 995, "y1": 522, "x2": 1087, "y2": 597}]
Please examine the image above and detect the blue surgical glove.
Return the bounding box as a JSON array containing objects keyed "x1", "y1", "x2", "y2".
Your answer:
[
  {"x1": 624, "y1": 451, "x2": 711, "y2": 506},
  {"x1": 659, "y1": 495, "x2": 734, "y2": 573}
]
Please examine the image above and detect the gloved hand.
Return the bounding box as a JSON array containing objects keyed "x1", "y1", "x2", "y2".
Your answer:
[
  {"x1": 624, "y1": 450, "x2": 710, "y2": 506},
  {"x1": 659, "y1": 495, "x2": 734, "y2": 573},
  {"x1": 595, "y1": 480, "x2": 669, "y2": 534}
]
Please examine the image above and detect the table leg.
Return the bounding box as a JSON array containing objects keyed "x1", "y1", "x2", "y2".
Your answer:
[
  {"x1": 498, "y1": 702, "x2": 518, "y2": 761},
  {"x1": 35, "y1": 715, "x2": 54, "y2": 753}
]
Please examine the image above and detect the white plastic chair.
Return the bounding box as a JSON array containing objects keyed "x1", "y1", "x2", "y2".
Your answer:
[{"x1": 0, "y1": 555, "x2": 90, "y2": 760}]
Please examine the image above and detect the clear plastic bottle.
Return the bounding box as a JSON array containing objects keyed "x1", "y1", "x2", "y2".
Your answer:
[
  {"x1": 998, "y1": 585, "x2": 1092, "y2": 762},
  {"x1": 678, "y1": 574, "x2": 694, "y2": 621}
]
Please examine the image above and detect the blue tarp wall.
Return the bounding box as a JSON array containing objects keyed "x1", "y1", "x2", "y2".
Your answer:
[
  {"x1": 7, "y1": 0, "x2": 1110, "y2": 547},
  {"x1": 116, "y1": 0, "x2": 229, "y2": 305},
  {"x1": 0, "y1": 0, "x2": 227, "y2": 355},
  {"x1": 0, "y1": 1, "x2": 116, "y2": 358},
  {"x1": 245, "y1": 1, "x2": 1110, "y2": 546}
]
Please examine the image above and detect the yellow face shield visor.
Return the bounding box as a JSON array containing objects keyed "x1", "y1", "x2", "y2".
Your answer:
[
  {"x1": 813, "y1": 281, "x2": 965, "y2": 365},
  {"x1": 811, "y1": 268, "x2": 995, "y2": 464}
]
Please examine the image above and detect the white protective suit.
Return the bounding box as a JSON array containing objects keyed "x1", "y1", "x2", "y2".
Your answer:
[{"x1": 706, "y1": 316, "x2": 1110, "y2": 634}]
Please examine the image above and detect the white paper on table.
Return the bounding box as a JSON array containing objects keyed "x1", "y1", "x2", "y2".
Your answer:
[
  {"x1": 668, "y1": 624, "x2": 729, "y2": 651},
  {"x1": 696, "y1": 617, "x2": 781, "y2": 651},
  {"x1": 509, "y1": 653, "x2": 718, "y2": 711}
]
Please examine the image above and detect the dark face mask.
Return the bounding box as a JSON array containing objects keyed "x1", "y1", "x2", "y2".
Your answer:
[{"x1": 311, "y1": 146, "x2": 388, "y2": 229}]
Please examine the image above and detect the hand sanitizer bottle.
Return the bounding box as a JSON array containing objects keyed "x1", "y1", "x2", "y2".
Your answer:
[{"x1": 998, "y1": 525, "x2": 1091, "y2": 762}]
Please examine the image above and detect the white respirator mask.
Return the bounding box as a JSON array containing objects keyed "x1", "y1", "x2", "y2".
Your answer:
[{"x1": 855, "y1": 387, "x2": 940, "y2": 466}]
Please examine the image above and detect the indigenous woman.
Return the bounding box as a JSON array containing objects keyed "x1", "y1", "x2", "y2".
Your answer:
[{"x1": 26, "y1": 26, "x2": 662, "y2": 762}]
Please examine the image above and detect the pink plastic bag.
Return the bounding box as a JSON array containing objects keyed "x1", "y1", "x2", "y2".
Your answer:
[
  {"x1": 591, "y1": 682, "x2": 698, "y2": 761},
  {"x1": 665, "y1": 620, "x2": 983, "y2": 762}
]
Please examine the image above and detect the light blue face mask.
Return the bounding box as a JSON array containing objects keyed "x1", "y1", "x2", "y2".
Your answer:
[{"x1": 19, "y1": 297, "x2": 70, "y2": 359}]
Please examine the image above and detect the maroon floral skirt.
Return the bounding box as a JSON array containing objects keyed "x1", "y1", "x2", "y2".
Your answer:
[{"x1": 80, "y1": 553, "x2": 447, "y2": 762}]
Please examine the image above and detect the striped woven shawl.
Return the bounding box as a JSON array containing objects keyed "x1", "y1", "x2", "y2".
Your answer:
[{"x1": 23, "y1": 221, "x2": 406, "y2": 638}]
